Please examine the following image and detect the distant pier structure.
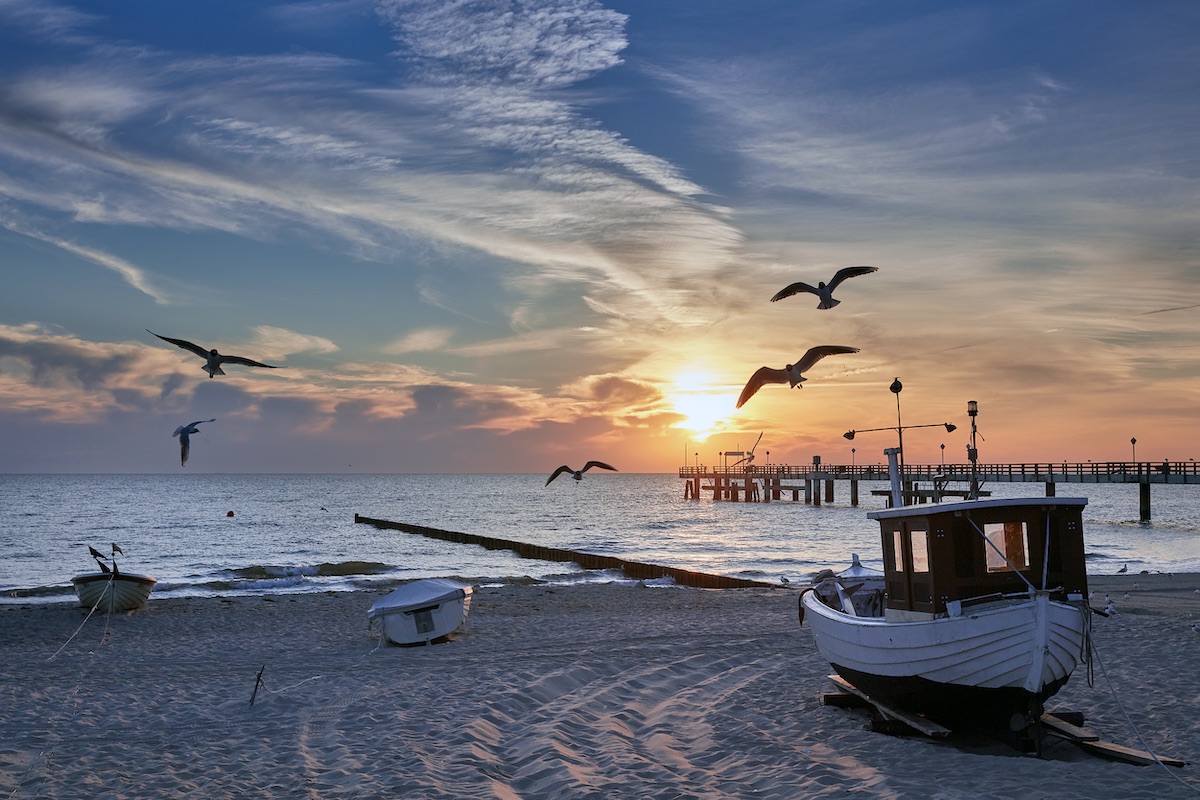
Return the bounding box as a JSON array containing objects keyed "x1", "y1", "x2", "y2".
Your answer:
[{"x1": 678, "y1": 459, "x2": 1200, "y2": 522}]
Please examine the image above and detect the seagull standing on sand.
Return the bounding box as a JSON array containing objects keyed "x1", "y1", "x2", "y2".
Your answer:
[
  {"x1": 147, "y1": 330, "x2": 279, "y2": 378},
  {"x1": 770, "y1": 266, "x2": 878, "y2": 310},
  {"x1": 174, "y1": 418, "x2": 216, "y2": 467},
  {"x1": 737, "y1": 346, "x2": 860, "y2": 409},
  {"x1": 546, "y1": 461, "x2": 618, "y2": 486}
]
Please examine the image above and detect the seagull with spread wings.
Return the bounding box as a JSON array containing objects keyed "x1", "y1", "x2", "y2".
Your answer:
[
  {"x1": 545, "y1": 461, "x2": 618, "y2": 486},
  {"x1": 770, "y1": 266, "x2": 878, "y2": 309},
  {"x1": 147, "y1": 330, "x2": 279, "y2": 378},
  {"x1": 174, "y1": 418, "x2": 216, "y2": 467},
  {"x1": 736, "y1": 346, "x2": 859, "y2": 408}
]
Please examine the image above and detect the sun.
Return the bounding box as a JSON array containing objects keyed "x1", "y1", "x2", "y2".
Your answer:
[{"x1": 668, "y1": 371, "x2": 734, "y2": 440}]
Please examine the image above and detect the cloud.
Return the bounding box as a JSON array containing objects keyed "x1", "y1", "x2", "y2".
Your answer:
[
  {"x1": 0, "y1": 211, "x2": 170, "y2": 303},
  {"x1": 377, "y1": 0, "x2": 628, "y2": 89},
  {"x1": 382, "y1": 327, "x2": 453, "y2": 354},
  {"x1": 249, "y1": 326, "x2": 339, "y2": 358}
]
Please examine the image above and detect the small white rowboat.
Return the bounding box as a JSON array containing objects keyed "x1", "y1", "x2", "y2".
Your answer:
[{"x1": 368, "y1": 578, "x2": 473, "y2": 646}]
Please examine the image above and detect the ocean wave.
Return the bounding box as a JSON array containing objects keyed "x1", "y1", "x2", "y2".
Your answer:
[{"x1": 226, "y1": 561, "x2": 392, "y2": 580}]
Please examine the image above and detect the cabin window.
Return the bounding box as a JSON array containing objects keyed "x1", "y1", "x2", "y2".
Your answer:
[
  {"x1": 984, "y1": 521, "x2": 1029, "y2": 573},
  {"x1": 910, "y1": 529, "x2": 930, "y2": 573},
  {"x1": 889, "y1": 527, "x2": 929, "y2": 574}
]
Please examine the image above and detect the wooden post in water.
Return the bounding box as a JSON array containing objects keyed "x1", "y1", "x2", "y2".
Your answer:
[
  {"x1": 1140, "y1": 481, "x2": 1151, "y2": 522},
  {"x1": 850, "y1": 480, "x2": 859, "y2": 506}
]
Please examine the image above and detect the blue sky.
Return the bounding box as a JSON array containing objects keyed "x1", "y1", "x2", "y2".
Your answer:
[{"x1": 1, "y1": 0, "x2": 1198, "y2": 473}]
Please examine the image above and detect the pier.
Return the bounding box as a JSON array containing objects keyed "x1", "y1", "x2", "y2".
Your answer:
[{"x1": 678, "y1": 460, "x2": 1200, "y2": 522}]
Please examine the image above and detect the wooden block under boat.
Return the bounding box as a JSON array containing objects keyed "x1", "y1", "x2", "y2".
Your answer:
[
  {"x1": 819, "y1": 691, "x2": 873, "y2": 709},
  {"x1": 1041, "y1": 712, "x2": 1099, "y2": 742},
  {"x1": 825, "y1": 675, "x2": 952, "y2": 739}
]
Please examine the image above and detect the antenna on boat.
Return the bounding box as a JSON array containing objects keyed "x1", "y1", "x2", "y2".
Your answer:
[{"x1": 967, "y1": 401, "x2": 980, "y2": 500}]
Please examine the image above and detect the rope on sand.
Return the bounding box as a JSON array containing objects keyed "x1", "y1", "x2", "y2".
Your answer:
[
  {"x1": 46, "y1": 572, "x2": 116, "y2": 662},
  {"x1": 1090, "y1": 638, "x2": 1198, "y2": 794}
]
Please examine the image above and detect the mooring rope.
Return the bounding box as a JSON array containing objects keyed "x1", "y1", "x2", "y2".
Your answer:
[
  {"x1": 45, "y1": 572, "x2": 116, "y2": 662},
  {"x1": 1089, "y1": 637, "x2": 1199, "y2": 794},
  {"x1": 6, "y1": 577, "x2": 120, "y2": 799}
]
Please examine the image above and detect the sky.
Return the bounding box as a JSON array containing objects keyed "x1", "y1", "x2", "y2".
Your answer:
[{"x1": 1, "y1": 0, "x2": 1198, "y2": 474}]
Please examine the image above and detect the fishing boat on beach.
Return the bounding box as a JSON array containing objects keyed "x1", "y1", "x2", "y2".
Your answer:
[
  {"x1": 368, "y1": 578, "x2": 473, "y2": 646},
  {"x1": 71, "y1": 544, "x2": 156, "y2": 612},
  {"x1": 801, "y1": 445, "x2": 1093, "y2": 748}
]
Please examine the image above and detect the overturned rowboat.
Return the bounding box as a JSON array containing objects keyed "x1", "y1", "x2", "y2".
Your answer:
[{"x1": 368, "y1": 578, "x2": 473, "y2": 646}]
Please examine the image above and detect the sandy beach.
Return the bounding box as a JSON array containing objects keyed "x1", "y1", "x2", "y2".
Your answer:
[{"x1": 2, "y1": 573, "x2": 1198, "y2": 799}]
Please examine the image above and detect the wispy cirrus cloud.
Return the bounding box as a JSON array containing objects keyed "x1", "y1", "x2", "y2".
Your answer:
[{"x1": 0, "y1": 211, "x2": 171, "y2": 303}]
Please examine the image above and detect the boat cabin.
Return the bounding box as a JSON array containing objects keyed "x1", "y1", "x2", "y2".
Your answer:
[{"x1": 868, "y1": 497, "x2": 1089, "y2": 622}]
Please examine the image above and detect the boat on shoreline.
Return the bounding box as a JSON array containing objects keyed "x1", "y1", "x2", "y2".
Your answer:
[
  {"x1": 368, "y1": 578, "x2": 473, "y2": 646},
  {"x1": 71, "y1": 544, "x2": 156, "y2": 612},
  {"x1": 801, "y1": 447, "x2": 1093, "y2": 749}
]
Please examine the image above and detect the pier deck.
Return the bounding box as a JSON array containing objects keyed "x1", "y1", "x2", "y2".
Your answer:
[{"x1": 678, "y1": 460, "x2": 1200, "y2": 521}]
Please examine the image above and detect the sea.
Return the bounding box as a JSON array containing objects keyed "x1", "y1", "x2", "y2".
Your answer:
[{"x1": 3, "y1": 473, "x2": 1199, "y2": 606}]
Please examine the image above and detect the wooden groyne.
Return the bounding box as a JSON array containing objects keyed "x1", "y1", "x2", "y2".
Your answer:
[{"x1": 353, "y1": 515, "x2": 777, "y2": 589}]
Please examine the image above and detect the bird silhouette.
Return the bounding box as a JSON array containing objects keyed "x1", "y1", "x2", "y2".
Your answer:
[
  {"x1": 731, "y1": 431, "x2": 764, "y2": 467},
  {"x1": 1117, "y1": 563, "x2": 1128, "y2": 573},
  {"x1": 147, "y1": 330, "x2": 279, "y2": 378},
  {"x1": 545, "y1": 461, "x2": 618, "y2": 486},
  {"x1": 174, "y1": 418, "x2": 216, "y2": 466},
  {"x1": 770, "y1": 266, "x2": 878, "y2": 309},
  {"x1": 736, "y1": 346, "x2": 859, "y2": 408}
]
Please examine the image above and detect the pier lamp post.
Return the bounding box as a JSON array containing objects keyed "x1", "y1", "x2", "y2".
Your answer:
[
  {"x1": 967, "y1": 400, "x2": 980, "y2": 499},
  {"x1": 891, "y1": 378, "x2": 904, "y2": 469},
  {"x1": 843, "y1": 378, "x2": 956, "y2": 474},
  {"x1": 1131, "y1": 437, "x2": 1137, "y2": 462},
  {"x1": 851, "y1": 447, "x2": 856, "y2": 467},
  {"x1": 940, "y1": 443, "x2": 945, "y2": 464}
]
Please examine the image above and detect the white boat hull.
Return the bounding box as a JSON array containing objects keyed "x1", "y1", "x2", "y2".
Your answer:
[
  {"x1": 71, "y1": 572, "x2": 156, "y2": 612},
  {"x1": 802, "y1": 590, "x2": 1088, "y2": 726},
  {"x1": 368, "y1": 578, "x2": 473, "y2": 646}
]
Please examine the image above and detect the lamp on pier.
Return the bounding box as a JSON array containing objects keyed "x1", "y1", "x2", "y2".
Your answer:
[
  {"x1": 842, "y1": 379, "x2": 958, "y2": 500},
  {"x1": 967, "y1": 400, "x2": 980, "y2": 499}
]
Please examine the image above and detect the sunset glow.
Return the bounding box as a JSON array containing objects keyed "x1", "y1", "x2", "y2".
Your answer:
[{"x1": 668, "y1": 372, "x2": 735, "y2": 441}]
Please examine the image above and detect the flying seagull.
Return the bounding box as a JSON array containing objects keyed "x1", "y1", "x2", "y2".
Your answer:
[
  {"x1": 736, "y1": 345, "x2": 860, "y2": 408},
  {"x1": 174, "y1": 418, "x2": 216, "y2": 467},
  {"x1": 545, "y1": 461, "x2": 618, "y2": 486},
  {"x1": 732, "y1": 431, "x2": 764, "y2": 467},
  {"x1": 147, "y1": 330, "x2": 279, "y2": 378},
  {"x1": 770, "y1": 266, "x2": 878, "y2": 309}
]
